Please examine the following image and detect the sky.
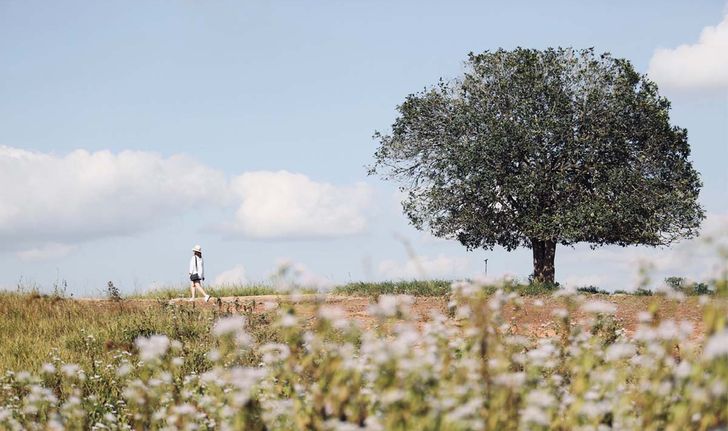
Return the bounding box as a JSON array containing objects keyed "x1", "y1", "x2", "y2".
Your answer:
[{"x1": 1, "y1": 0, "x2": 727, "y2": 296}]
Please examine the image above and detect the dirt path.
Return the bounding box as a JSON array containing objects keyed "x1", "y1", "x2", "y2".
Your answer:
[{"x1": 159, "y1": 294, "x2": 712, "y2": 340}]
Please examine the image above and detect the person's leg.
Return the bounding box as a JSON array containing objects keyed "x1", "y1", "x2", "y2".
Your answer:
[
  {"x1": 194, "y1": 281, "x2": 207, "y2": 297},
  {"x1": 190, "y1": 281, "x2": 196, "y2": 299}
]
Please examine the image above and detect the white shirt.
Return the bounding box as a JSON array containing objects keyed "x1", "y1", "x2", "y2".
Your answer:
[{"x1": 189, "y1": 255, "x2": 204, "y2": 279}]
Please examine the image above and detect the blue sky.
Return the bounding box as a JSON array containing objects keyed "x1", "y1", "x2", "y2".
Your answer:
[{"x1": 1, "y1": 1, "x2": 726, "y2": 296}]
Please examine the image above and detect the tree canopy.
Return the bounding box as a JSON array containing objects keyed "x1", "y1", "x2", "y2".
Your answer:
[{"x1": 370, "y1": 47, "x2": 704, "y2": 284}]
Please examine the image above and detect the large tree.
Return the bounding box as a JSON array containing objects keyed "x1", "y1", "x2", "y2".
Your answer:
[{"x1": 370, "y1": 48, "x2": 704, "y2": 284}]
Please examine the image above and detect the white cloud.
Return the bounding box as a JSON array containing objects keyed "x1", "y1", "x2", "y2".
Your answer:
[
  {"x1": 378, "y1": 254, "x2": 471, "y2": 280},
  {"x1": 559, "y1": 212, "x2": 728, "y2": 291},
  {"x1": 224, "y1": 171, "x2": 373, "y2": 239},
  {"x1": 0, "y1": 146, "x2": 227, "y2": 249},
  {"x1": 0, "y1": 147, "x2": 374, "y2": 259},
  {"x1": 16, "y1": 243, "x2": 77, "y2": 262},
  {"x1": 214, "y1": 264, "x2": 248, "y2": 285},
  {"x1": 701, "y1": 211, "x2": 728, "y2": 237},
  {"x1": 647, "y1": 12, "x2": 728, "y2": 90}
]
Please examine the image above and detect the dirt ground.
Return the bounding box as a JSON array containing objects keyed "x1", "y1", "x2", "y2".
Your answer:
[{"x1": 166, "y1": 294, "x2": 713, "y2": 341}]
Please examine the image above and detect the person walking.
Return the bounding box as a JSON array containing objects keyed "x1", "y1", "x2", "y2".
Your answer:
[{"x1": 189, "y1": 245, "x2": 211, "y2": 302}]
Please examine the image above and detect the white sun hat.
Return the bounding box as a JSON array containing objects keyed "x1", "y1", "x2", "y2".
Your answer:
[{"x1": 192, "y1": 245, "x2": 202, "y2": 252}]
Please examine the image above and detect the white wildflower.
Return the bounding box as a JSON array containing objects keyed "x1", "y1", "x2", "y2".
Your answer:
[
  {"x1": 679, "y1": 321, "x2": 694, "y2": 338},
  {"x1": 703, "y1": 329, "x2": 728, "y2": 360},
  {"x1": 318, "y1": 305, "x2": 345, "y2": 321},
  {"x1": 580, "y1": 401, "x2": 609, "y2": 419},
  {"x1": 206, "y1": 350, "x2": 222, "y2": 362},
  {"x1": 488, "y1": 290, "x2": 506, "y2": 311},
  {"x1": 260, "y1": 343, "x2": 290, "y2": 364},
  {"x1": 504, "y1": 335, "x2": 529, "y2": 346},
  {"x1": 235, "y1": 331, "x2": 253, "y2": 348},
  {"x1": 674, "y1": 360, "x2": 691, "y2": 378},
  {"x1": 527, "y1": 341, "x2": 557, "y2": 367},
  {"x1": 634, "y1": 326, "x2": 657, "y2": 342},
  {"x1": 605, "y1": 342, "x2": 636, "y2": 361},
  {"x1": 452, "y1": 281, "x2": 480, "y2": 297},
  {"x1": 364, "y1": 415, "x2": 384, "y2": 431},
  {"x1": 710, "y1": 381, "x2": 726, "y2": 397},
  {"x1": 521, "y1": 405, "x2": 550, "y2": 426},
  {"x1": 279, "y1": 314, "x2": 297, "y2": 327},
  {"x1": 318, "y1": 306, "x2": 348, "y2": 329},
  {"x1": 581, "y1": 300, "x2": 616, "y2": 314},
  {"x1": 374, "y1": 294, "x2": 399, "y2": 317},
  {"x1": 637, "y1": 311, "x2": 652, "y2": 323},
  {"x1": 135, "y1": 335, "x2": 170, "y2": 361},
  {"x1": 380, "y1": 389, "x2": 405, "y2": 405},
  {"x1": 657, "y1": 381, "x2": 672, "y2": 396},
  {"x1": 229, "y1": 367, "x2": 266, "y2": 390},
  {"x1": 116, "y1": 363, "x2": 132, "y2": 377},
  {"x1": 173, "y1": 403, "x2": 196, "y2": 415},
  {"x1": 493, "y1": 372, "x2": 525, "y2": 388},
  {"x1": 447, "y1": 397, "x2": 483, "y2": 423},
  {"x1": 526, "y1": 390, "x2": 556, "y2": 408},
  {"x1": 656, "y1": 320, "x2": 679, "y2": 339},
  {"x1": 212, "y1": 315, "x2": 246, "y2": 337},
  {"x1": 61, "y1": 364, "x2": 80, "y2": 378},
  {"x1": 369, "y1": 294, "x2": 412, "y2": 318},
  {"x1": 552, "y1": 308, "x2": 568, "y2": 319},
  {"x1": 554, "y1": 285, "x2": 577, "y2": 297},
  {"x1": 511, "y1": 353, "x2": 526, "y2": 365},
  {"x1": 455, "y1": 304, "x2": 473, "y2": 319}
]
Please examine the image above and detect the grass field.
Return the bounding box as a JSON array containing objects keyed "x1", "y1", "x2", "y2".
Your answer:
[
  {"x1": 129, "y1": 283, "x2": 285, "y2": 299},
  {"x1": 130, "y1": 280, "x2": 457, "y2": 299},
  {"x1": 130, "y1": 278, "x2": 712, "y2": 300},
  {"x1": 0, "y1": 292, "x2": 279, "y2": 373},
  {"x1": 1, "y1": 279, "x2": 726, "y2": 429}
]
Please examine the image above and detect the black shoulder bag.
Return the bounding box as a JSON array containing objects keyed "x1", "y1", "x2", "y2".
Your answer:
[{"x1": 190, "y1": 256, "x2": 201, "y2": 282}]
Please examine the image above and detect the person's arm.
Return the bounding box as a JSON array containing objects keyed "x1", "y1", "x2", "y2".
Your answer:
[
  {"x1": 189, "y1": 256, "x2": 195, "y2": 275},
  {"x1": 200, "y1": 257, "x2": 205, "y2": 280}
]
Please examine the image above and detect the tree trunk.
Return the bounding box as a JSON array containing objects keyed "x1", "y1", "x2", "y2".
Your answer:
[{"x1": 532, "y1": 239, "x2": 556, "y2": 284}]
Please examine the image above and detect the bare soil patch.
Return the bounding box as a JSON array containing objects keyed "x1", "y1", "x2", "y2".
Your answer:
[{"x1": 159, "y1": 294, "x2": 711, "y2": 340}]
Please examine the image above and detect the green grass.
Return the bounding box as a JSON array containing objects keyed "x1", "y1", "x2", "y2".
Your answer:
[
  {"x1": 133, "y1": 280, "x2": 456, "y2": 299},
  {"x1": 129, "y1": 283, "x2": 285, "y2": 299},
  {"x1": 21, "y1": 277, "x2": 716, "y2": 303},
  {"x1": 134, "y1": 281, "x2": 452, "y2": 299},
  {"x1": 333, "y1": 280, "x2": 453, "y2": 296},
  {"x1": 0, "y1": 292, "x2": 278, "y2": 373},
  {"x1": 503, "y1": 280, "x2": 561, "y2": 295},
  {"x1": 332, "y1": 279, "x2": 562, "y2": 297},
  {"x1": 132, "y1": 279, "x2": 565, "y2": 299}
]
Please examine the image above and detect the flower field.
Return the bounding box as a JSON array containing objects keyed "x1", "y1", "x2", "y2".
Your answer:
[{"x1": 1, "y1": 282, "x2": 727, "y2": 430}]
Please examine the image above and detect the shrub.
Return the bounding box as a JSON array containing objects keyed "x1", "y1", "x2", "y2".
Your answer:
[
  {"x1": 576, "y1": 286, "x2": 610, "y2": 295},
  {"x1": 634, "y1": 288, "x2": 654, "y2": 296},
  {"x1": 106, "y1": 281, "x2": 122, "y2": 302},
  {"x1": 664, "y1": 277, "x2": 713, "y2": 296}
]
